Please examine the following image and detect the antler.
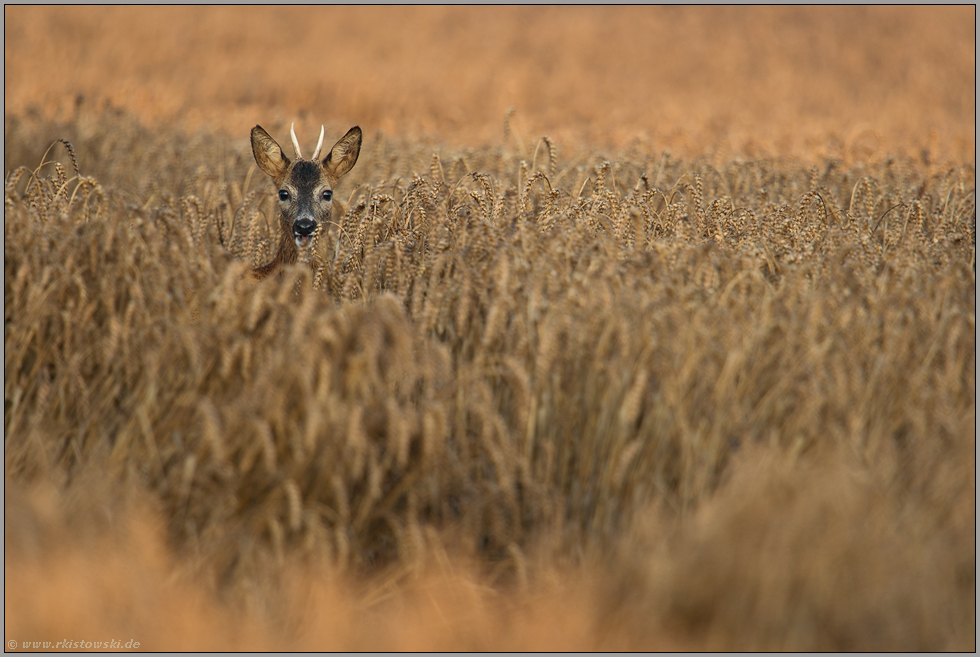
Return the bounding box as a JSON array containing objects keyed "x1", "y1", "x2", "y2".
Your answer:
[
  {"x1": 290, "y1": 123, "x2": 303, "y2": 159},
  {"x1": 311, "y1": 126, "x2": 326, "y2": 161}
]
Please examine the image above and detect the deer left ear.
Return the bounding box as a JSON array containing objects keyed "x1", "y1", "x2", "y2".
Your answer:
[
  {"x1": 323, "y1": 126, "x2": 362, "y2": 179},
  {"x1": 251, "y1": 125, "x2": 290, "y2": 180}
]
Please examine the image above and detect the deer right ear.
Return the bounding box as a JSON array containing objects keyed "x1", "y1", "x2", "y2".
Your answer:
[
  {"x1": 323, "y1": 126, "x2": 362, "y2": 179},
  {"x1": 251, "y1": 126, "x2": 290, "y2": 179}
]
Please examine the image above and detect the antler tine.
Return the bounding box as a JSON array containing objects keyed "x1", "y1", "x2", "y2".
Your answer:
[
  {"x1": 311, "y1": 125, "x2": 326, "y2": 161},
  {"x1": 290, "y1": 122, "x2": 303, "y2": 159}
]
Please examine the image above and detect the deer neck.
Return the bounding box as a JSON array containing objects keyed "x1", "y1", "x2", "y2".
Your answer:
[{"x1": 251, "y1": 226, "x2": 316, "y2": 280}]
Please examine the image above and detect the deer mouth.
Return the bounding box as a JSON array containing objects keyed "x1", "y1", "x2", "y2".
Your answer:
[{"x1": 292, "y1": 218, "x2": 317, "y2": 250}]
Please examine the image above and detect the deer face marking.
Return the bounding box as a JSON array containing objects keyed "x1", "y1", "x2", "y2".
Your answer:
[
  {"x1": 276, "y1": 160, "x2": 333, "y2": 249},
  {"x1": 250, "y1": 124, "x2": 362, "y2": 256}
]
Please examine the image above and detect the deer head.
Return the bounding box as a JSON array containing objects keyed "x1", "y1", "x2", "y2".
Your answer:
[{"x1": 249, "y1": 123, "x2": 362, "y2": 279}]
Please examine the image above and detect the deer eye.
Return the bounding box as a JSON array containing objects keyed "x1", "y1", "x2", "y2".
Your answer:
[
  {"x1": 322, "y1": 190, "x2": 333, "y2": 202},
  {"x1": 278, "y1": 190, "x2": 290, "y2": 201}
]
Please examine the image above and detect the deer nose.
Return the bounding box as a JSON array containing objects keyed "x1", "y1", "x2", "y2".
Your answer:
[{"x1": 293, "y1": 218, "x2": 317, "y2": 237}]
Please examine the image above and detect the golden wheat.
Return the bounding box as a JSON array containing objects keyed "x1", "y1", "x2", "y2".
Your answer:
[
  {"x1": 4, "y1": 5, "x2": 975, "y2": 647},
  {"x1": 4, "y1": 100, "x2": 974, "y2": 649}
]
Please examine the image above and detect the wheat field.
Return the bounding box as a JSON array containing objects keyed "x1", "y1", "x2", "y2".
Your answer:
[{"x1": 4, "y1": 6, "x2": 976, "y2": 651}]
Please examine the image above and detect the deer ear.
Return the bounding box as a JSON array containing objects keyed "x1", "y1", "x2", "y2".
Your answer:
[
  {"x1": 251, "y1": 126, "x2": 290, "y2": 179},
  {"x1": 323, "y1": 126, "x2": 362, "y2": 179}
]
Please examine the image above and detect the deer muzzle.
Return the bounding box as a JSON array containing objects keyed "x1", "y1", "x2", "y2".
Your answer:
[{"x1": 293, "y1": 217, "x2": 317, "y2": 249}]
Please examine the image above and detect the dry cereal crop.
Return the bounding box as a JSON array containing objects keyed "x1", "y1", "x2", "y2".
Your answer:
[{"x1": 4, "y1": 5, "x2": 976, "y2": 651}]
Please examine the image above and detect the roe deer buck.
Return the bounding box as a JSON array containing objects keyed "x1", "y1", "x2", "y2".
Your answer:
[{"x1": 249, "y1": 123, "x2": 362, "y2": 280}]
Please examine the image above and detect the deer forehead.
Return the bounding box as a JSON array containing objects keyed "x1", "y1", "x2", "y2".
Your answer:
[{"x1": 280, "y1": 160, "x2": 335, "y2": 191}]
